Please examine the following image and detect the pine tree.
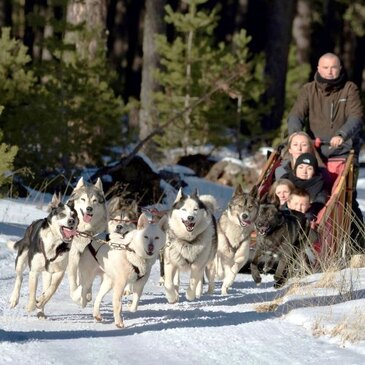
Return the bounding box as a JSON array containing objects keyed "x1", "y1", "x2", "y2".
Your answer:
[
  {"x1": 151, "y1": 0, "x2": 269, "y2": 156},
  {"x1": 0, "y1": 17, "x2": 125, "y2": 185}
]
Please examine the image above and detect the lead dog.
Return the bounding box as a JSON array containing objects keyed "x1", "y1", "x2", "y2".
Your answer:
[
  {"x1": 216, "y1": 185, "x2": 259, "y2": 295},
  {"x1": 78, "y1": 213, "x2": 166, "y2": 328},
  {"x1": 67, "y1": 177, "x2": 108, "y2": 303},
  {"x1": 9, "y1": 202, "x2": 78, "y2": 317},
  {"x1": 163, "y1": 188, "x2": 217, "y2": 304}
]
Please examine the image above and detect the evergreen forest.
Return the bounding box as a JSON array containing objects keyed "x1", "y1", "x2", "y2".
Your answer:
[{"x1": 0, "y1": 0, "x2": 364, "y2": 193}]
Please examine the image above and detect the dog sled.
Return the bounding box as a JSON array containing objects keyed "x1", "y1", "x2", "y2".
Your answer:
[{"x1": 254, "y1": 146, "x2": 356, "y2": 259}]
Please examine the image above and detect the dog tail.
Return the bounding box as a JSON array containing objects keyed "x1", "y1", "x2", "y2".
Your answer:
[
  {"x1": 7, "y1": 240, "x2": 17, "y2": 251},
  {"x1": 200, "y1": 195, "x2": 218, "y2": 214}
]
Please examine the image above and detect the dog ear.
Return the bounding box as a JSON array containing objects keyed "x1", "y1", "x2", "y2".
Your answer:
[
  {"x1": 94, "y1": 177, "x2": 103, "y2": 192},
  {"x1": 259, "y1": 192, "x2": 269, "y2": 204},
  {"x1": 48, "y1": 192, "x2": 62, "y2": 212},
  {"x1": 233, "y1": 184, "x2": 244, "y2": 197},
  {"x1": 249, "y1": 184, "x2": 259, "y2": 198},
  {"x1": 190, "y1": 188, "x2": 199, "y2": 198},
  {"x1": 75, "y1": 177, "x2": 85, "y2": 190},
  {"x1": 174, "y1": 188, "x2": 185, "y2": 203},
  {"x1": 67, "y1": 199, "x2": 75, "y2": 209},
  {"x1": 137, "y1": 212, "x2": 149, "y2": 229},
  {"x1": 158, "y1": 215, "x2": 168, "y2": 232}
]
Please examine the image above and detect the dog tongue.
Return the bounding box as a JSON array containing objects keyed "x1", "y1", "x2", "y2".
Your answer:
[
  {"x1": 83, "y1": 214, "x2": 92, "y2": 223},
  {"x1": 62, "y1": 227, "x2": 77, "y2": 239}
]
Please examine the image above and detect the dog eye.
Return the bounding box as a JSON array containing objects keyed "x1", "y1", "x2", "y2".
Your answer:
[
  {"x1": 81, "y1": 198, "x2": 86, "y2": 202},
  {"x1": 155, "y1": 236, "x2": 159, "y2": 240},
  {"x1": 144, "y1": 235, "x2": 148, "y2": 239}
]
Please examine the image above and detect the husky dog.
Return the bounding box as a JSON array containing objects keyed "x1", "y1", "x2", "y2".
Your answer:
[
  {"x1": 216, "y1": 185, "x2": 259, "y2": 295},
  {"x1": 251, "y1": 200, "x2": 302, "y2": 288},
  {"x1": 107, "y1": 195, "x2": 139, "y2": 222},
  {"x1": 9, "y1": 202, "x2": 78, "y2": 317},
  {"x1": 78, "y1": 213, "x2": 166, "y2": 328},
  {"x1": 67, "y1": 177, "x2": 108, "y2": 303},
  {"x1": 163, "y1": 188, "x2": 217, "y2": 304}
]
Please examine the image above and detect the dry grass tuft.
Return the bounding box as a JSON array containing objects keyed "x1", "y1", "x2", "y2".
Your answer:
[
  {"x1": 312, "y1": 307, "x2": 365, "y2": 345},
  {"x1": 254, "y1": 297, "x2": 282, "y2": 312}
]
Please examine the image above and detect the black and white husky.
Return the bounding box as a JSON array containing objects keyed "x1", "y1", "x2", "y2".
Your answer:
[
  {"x1": 163, "y1": 188, "x2": 218, "y2": 304},
  {"x1": 9, "y1": 201, "x2": 78, "y2": 317}
]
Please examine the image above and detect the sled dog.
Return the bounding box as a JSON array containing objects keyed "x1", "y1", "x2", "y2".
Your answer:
[
  {"x1": 250, "y1": 199, "x2": 303, "y2": 288},
  {"x1": 163, "y1": 188, "x2": 217, "y2": 303},
  {"x1": 9, "y1": 202, "x2": 78, "y2": 317},
  {"x1": 78, "y1": 213, "x2": 166, "y2": 328},
  {"x1": 216, "y1": 185, "x2": 259, "y2": 295},
  {"x1": 107, "y1": 195, "x2": 139, "y2": 222},
  {"x1": 67, "y1": 177, "x2": 108, "y2": 303}
]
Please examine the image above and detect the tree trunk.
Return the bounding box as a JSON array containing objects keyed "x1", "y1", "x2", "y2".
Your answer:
[
  {"x1": 292, "y1": 0, "x2": 311, "y2": 64},
  {"x1": 139, "y1": 0, "x2": 166, "y2": 157},
  {"x1": 0, "y1": 0, "x2": 12, "y2": 28},
  {"x1": 124, "y1": 0, "x2": 144, "y2": 100},
  {"x1": 261, "y1": 0, "x2": 296, "y2": 132},
  {"x1": 65, "y1": 0, "x2": 107, "y2": 60},
  {"x1": 353, "y1": 35, "x2": 365, "y2": 90}
]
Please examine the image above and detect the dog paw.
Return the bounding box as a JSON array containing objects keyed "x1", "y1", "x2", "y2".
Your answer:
[
  {"x1": 166, "y1": 293, "x2": 179, "y2": 304},
  {"x1": 86, "y1": 292, "x2": 92, "y2": 302},
  {"x1": 185, "y1": 288, "x2": 196, "y2": 301},
  {"x1": 37, "y1": 311, "x2": 46, "y2": 319},
  {"x1": 273, "y1": 281, "x2": 285, "y2": 289},
  {"x1": 129, "y1": 305, "x2": 137, "y2": 313},
  {"x1": 70, "y1": 286, "x2": 83, "y2": 304},
  {"x1": 26, "y1": 302, "x2": 36, "y2": 312},
  {"x1": 221, "y1": 287, "x2": 229, "y2": 296},
  {"x1": 9, "y1": 298, "x2": 18, "y2": 308},
  {"x1": 94, "y1": 315, "x2": 103, "y2": 322},
  {"x1": 115, "y1": 321, "x2": 125, "y2": 329}
]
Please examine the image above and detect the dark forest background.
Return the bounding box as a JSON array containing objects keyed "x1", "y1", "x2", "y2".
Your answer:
[{"x1": 0, "y1": 0, "x2": 364, "y2": 193}]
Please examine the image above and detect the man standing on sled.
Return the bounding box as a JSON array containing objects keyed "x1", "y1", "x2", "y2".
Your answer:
[{"x1": 287, "y1": 52, "x2": 364, "y2": 247}]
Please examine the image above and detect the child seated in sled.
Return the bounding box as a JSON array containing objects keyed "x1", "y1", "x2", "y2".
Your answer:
[
  {"x1": 268, "y1": 178, "x2": 295, "y2": 209},
  {"x1": 282, "y1": 152, "x2": 328, "y2": 221}
]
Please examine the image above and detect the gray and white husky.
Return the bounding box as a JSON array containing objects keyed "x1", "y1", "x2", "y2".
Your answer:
[
  {"x1": 163, "y1": 188, "x2": 218, "y2": 304},
  {"x1": 216, "y1": 185, "x2": 259, "y2": 295},
  {"x1": 66, "y1": 177, "x2": 108, "y2": 303},
  {"x1": 78, "y1": 213, "x2": 166, "y2": 328},
  {"x1": 9, "y1": 202, "x2": 79, "y2": 318}
]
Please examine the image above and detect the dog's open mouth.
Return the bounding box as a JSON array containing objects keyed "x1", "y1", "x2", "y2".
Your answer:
[
  {"x1": 182, "y1": 219, "x2": 195, "y2": 232},
  {"x1": 239, "y1": 218, "x2": 251, "y2": 227},
  {"x1": 256, "y1": 226, "x2": 270, "y2": 236},
  {"x1": 61, "y1": 226, "x2": 78, "y2": 242},
  {"x1": 82, "y1": 212, "x2": 93, "y2": 223}
]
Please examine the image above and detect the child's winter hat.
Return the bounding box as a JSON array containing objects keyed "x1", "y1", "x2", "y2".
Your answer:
[{"x1": 294, "y1": 152, "x2": 318, "y2": 173}]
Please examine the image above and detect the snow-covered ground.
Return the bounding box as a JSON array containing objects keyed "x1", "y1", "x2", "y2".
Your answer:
[{"x1": 0, "y1": 165, "x2": 364, "y2": 365}]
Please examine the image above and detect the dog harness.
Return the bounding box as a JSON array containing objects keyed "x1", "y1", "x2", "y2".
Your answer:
[
  {"x1": 218, "y1": 221, "x2": 251, "y2": 254},
  {"x1": 87, "y1": 241, "x2": 144, "y2": 280},
  {"x1": 27, "y1": 219, "x2": 70, "y2": 271}
]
